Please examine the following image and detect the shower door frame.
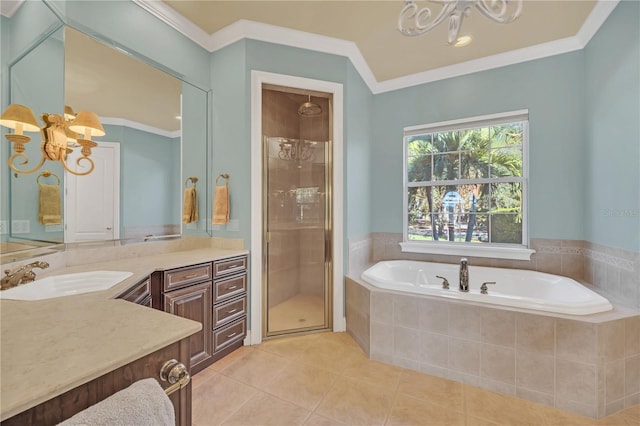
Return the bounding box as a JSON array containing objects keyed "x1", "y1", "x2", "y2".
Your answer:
[{"x1": 250, "y1": 71, "x2": 345, "y2": 345}]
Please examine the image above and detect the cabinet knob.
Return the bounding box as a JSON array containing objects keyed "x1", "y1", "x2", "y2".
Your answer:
[
  {"x1": 160, "y1": 359, "x2": 190, "y2": 395},
  {"x1": 106, "y1": 227, "x2": 112, "y2": 230}
]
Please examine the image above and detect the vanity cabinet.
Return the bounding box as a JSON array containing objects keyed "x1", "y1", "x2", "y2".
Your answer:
[
  {"x1": 2, "y1": 338, "x2": 192, "y2": 426},
  {"x1": 155, "y1": 263, "x2": 213, "y2": 374},
  {"x1": 115, "y1": 276, "x2": 152, "y2": 307},
  {"x1": 211, "y1": 256, "x2": 248, "y2": 362}
]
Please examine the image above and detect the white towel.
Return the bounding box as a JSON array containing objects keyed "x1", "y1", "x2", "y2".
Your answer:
[{"x1": 58, "y1": 378, "x2": 174, "y2": 426}]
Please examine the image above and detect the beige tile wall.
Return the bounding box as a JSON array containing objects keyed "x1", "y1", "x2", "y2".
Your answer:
[{"x1": 346, "y1": 277, "x2": 640, "y2": 419}]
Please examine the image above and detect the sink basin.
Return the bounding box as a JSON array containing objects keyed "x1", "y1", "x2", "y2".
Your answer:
[{"x1": 0, "y1": 271, "x2": 133, "y2": 301}]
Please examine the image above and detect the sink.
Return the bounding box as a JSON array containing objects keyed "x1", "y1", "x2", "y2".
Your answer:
[{"x1": 0, "y1": 271, "x2": 133, "y2": 301}]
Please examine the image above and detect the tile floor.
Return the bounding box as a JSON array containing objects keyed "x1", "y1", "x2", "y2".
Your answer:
[
  {"x1": 192, "y1": 332, "x2": 640, "y2": 426},
  {"x1": 268, "y1": 294, "x2": 325, "y2": 333}
]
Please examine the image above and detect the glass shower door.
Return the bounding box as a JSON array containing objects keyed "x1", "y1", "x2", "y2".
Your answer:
[{"x1": 263, "y1": 136, "x2": 332, "y2": 337}]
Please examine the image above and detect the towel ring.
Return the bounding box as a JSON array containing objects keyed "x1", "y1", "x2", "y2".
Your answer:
[
  {"x1": 37, "y1": 171, "x2": 60, "y2": 186},
  {"x1": 216, "y1": 173, "x2": 229, "y2": 186},
  {"x1": 185, "y1": 176, "x2": 198, "y2": 188}
]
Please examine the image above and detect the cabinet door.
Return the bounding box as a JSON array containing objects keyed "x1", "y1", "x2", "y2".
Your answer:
[{"x1": 164, "y1": 282, "x2": 212, "y2": 372}]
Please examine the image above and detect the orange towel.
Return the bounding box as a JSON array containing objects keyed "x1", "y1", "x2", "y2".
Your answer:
[
  {"x1": 38, "y1": 183, "x2": 62, "y2": 225},
  {"x1": 182, "y1": 187, "x2": 198, "y2": 224},
  {"x1": 212, "y1": 183, "x2": 229, "y2": 225}
]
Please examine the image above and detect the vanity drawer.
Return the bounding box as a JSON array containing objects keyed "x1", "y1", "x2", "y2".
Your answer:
[
  {"x1": 116, "y1": 277, "x2": 151, "y2": 305},
  {"x1": 213, "y1": 295, "x2": 246, "y2": 328},
  {"x1": 213, "y1": 317, "x2": 246, "y2": 353},
  {"x1": 213, "y1": 274, "x2": 246, "y2": 303},
  {"x1": 213, "y1": 256, "x2": 247, "y2": 278},
  {"x1": 163, "y1": 263, "x2": 212, "y2": 291}
]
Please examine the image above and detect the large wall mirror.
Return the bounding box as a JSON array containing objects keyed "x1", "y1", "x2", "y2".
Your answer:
[{"x1": 1, "y1": 2, "x2": 211, "y2": 261}]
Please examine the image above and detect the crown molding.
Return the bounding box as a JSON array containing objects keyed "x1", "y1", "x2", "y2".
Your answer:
[
  {"x1": 100, "y1": 117, "x2": 181, "y2": 139},
  {"x1": 134, "y1": 0, "x2": 619, "y2": 94},
  {"x1": 0, "y1": 0, "x2": 25, "y2": 18}
]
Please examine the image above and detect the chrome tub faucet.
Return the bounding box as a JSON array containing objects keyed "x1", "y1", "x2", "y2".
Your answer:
[
  {"x1": 1, "y1": 261, "x2": 50, "y2": 290},
  {"x1": 459, "y1": 258, "x2": 469, "y2": 292}
]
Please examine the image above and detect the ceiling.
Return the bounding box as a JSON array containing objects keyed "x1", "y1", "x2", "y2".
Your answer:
[{"x1": 162, "y1": 0, "x2": 598, "y2": 83}]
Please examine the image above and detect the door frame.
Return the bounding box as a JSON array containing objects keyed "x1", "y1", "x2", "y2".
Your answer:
[{"x1": 250, "y1": 71, "x2": 344, "y2": 345}]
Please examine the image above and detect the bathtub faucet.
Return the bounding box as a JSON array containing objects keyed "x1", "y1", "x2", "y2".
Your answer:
[{"x1": 459, "y1": 258, "x2": 469, "y2": 292}]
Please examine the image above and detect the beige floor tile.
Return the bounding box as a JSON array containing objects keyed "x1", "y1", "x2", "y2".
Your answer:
[
  {"x1": 258, "y1": 334, "x2": 316, "y2": 360},
  {"x1": 192, "y1": 374, "x2": 258, "y2": 426},
  {"x1": 209, "y1": 345, "x2": 255, "y2": 372},
  {"x1": 264, "y1": 362, "x2": 339, "y2": 410},
  {"x1": 597, "y1": 404, "x2": 640, "y2": 425},
  {"x1": 294, "y1": 334, "x2": 367, "y2": 373},
  {"x1": 221, "y1": 348, "x2": 289, "y2": 388},
  {"x1": 341, "y1": 357, "x2": 404, "y2": 390},
  {"x1": 464, "y1": 385, "x2": 547, "y2": 425},
  {"x1": 397, "y1": 370, "x2": 464, "y2": 409},
  {"x1": 304, "y1": 413, "x2": 345, "y2": 425},
  {"x1": 537, "y1": 405, "x2": 596, "y2": 426},
  {"x1": 387, "y1": 393, "x2": 465, "y2": 426},
  {"x1": 221, "y1": 391, "x2": 311, "y2": 426},
  {"x1": 191, "y1": 366, "x2": 218, "y2": 391},
  {"x1": 465, "y1": 415, "x2": 502, "y2": 426},
  {"x1": 315, "y1": 376, "x2": 395, "y2": 425}
]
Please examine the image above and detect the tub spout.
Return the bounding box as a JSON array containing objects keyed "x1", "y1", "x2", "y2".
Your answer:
[{"x1": 459, "y1": 258, "x2": 469, "y2": 292}]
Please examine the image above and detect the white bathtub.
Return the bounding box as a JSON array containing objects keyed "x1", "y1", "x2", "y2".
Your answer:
[{"x1": 361, "y1": 260, "x2": 613, "y2": 315}]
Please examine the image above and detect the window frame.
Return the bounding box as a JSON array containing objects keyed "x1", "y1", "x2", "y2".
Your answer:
[{"x1": 400, "y1": 109, "x2": 535, "y2": 260}]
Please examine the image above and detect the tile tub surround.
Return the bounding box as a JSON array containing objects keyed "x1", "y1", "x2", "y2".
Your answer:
[
  {"x1": 347, "y1": 233, "x2": 640, "y2": 309},
  {"x1": 345, "y1": 277, "x2": 640, "y2": 419}
]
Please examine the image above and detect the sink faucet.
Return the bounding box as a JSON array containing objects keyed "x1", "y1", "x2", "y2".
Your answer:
[
  {"x1": 1, "y1": 261, "x2": 50, "y2": 290},
  {"x1": 459, "y1": 258, "x2": 469, "y2": 292}
]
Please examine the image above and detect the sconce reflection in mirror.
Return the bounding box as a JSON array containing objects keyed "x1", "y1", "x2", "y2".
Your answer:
[{"x1": 0, "y1": 103, "x2": 105, "y2": 176}]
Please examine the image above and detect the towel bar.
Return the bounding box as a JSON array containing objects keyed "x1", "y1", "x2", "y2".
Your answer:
[
  {"x1": 37, "y1": 170, "x2": 60, "y2": 186},
  {"x1": 185, "y1": 176, "x2": 198, "y2": 188},
  {"x1": 160, "y1": 359, "x2": 191, "y2": 395},
  {"x1": 215, "y1": 173, "x2": 229, "y2": 185}
]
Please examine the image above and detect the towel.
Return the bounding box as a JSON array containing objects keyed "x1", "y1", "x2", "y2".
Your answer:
[
  {"x1": 38, "y1": 183, "x2": 62, "y2": 225},
  {"x1": 212, "y1": 182, "x2": 229, "y2": 225},
  {"x1": 58, "y1": 378, "x2": 174, "y2": 426},
  {"x1": 182, "y1": 186, "x2": 198, "y2": 224}
]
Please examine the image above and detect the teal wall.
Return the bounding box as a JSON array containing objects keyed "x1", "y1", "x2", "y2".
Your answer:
[
  {"x1": 371, "y1": 51, "x2": 587, "y2": 242},
  {"x1": 584, "y1": 0, "x2": 640, "y2": 252},
  {"x1": 209, "y1": 39, "x2": 374, "y2": 248},
  {"x1": 102, "y1": 124, "x2": 180, "y2": 237}
]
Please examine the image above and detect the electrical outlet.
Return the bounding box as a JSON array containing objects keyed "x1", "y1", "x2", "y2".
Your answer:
[
  {"x1": 0, "y1": 221, "x2": 7, "y2": 235},
  {"x1": 12, "y1": 220, "x2": 30, "y2": 234}
]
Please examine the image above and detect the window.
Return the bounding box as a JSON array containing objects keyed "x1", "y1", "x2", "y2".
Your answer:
[{"x1": 401, "y1": 110, "x2": 533, "y2": 260}]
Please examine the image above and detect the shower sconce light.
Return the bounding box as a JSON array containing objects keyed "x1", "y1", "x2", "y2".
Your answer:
[
  {"x1": 0, "y1": 104, "x2": 105, "y2": 176},
  {"x1": 278, "y1": 138, "x2": 317, "y2": 162},
  {"x1": 398, "y1": 0, "x2": 522, "y2": 45}
]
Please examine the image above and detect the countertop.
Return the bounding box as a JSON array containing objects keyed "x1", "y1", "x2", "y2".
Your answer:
[{"x1": 0, "y1": 247, "x2": 248, "y2": 421}]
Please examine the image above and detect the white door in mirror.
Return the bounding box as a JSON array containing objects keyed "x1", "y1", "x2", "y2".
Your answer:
[{"x1": 0, "y1": 271, "x2": 132, "y2": 301}]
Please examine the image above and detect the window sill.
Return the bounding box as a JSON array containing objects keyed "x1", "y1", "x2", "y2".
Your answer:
[{"x1": 399, "y1": 241, "x2": 536, "y2": 261}]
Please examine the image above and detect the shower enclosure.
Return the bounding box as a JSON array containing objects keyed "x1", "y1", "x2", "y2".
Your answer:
[{"x1": 262, "y1": 85, "x2": 333, "y2": 337}]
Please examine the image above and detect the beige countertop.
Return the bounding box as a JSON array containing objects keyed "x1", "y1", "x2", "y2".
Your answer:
[{"x1": 0, "y1": 247, "x2": 248, "y2": 421}]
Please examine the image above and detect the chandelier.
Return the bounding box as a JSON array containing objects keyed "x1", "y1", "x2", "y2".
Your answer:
[
  {"x1": 278, "y1": 138, "x2": 317, "y2": 162},
  {"x1": 0, "y1": 104, "x2": 104, "y2": 176},
  {"x1": 398, "y1": 0, "x2": 523, "y2": 45}
]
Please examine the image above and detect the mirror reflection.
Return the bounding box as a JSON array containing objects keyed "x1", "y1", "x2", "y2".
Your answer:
[{"x1": 3, "y1": 22, "x2": 210, "y2": 258}]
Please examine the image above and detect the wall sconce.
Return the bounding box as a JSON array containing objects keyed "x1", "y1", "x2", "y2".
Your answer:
[{"x1": 0, "y1": 103, "x2": 105, "y2": 176}]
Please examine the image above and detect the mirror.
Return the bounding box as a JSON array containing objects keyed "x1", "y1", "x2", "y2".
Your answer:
[{"x1": 2, "y1": 13, "x2": 210, "y2": 259}]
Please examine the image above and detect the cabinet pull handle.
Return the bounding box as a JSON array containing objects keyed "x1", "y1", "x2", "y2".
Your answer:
[
  {"x1": 225, "y1": 264, "x2": 238, "y2": 270},
  {"x1": 160, "y1": 359, "x2": 190, "y2": 396},
  {"x1": 226, "y1": 332, "x2": 237, "y2": 338},
  {"x1": 226, "y1": 308, "x2": 238, "y2": 314},
  {"x1": 184, "y1": 273, "x2": 199, "y2": 279},
  {"x1": 226, "y1": 285, "x2": 238, "y2": 290}
]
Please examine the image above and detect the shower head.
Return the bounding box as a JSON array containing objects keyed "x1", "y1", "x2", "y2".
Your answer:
[{"x1": 298, "y1": 95, "x2": 322, "y2": 116}]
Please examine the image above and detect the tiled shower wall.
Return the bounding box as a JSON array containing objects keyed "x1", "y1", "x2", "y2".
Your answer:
[{"x1": 347, "y1": 232, "x2": 640, "y2": 309}]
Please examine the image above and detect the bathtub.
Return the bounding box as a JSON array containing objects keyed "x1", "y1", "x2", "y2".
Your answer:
[{"x1": 361, "y1": 260, "x2": 613, "y2": 315}]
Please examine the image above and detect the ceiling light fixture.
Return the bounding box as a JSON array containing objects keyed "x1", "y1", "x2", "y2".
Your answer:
[
  {"x1": 1, "y1": 104, "x2": 105, "y2": 176},
  {"x1": 398, "y1": 0, "x2": 523, "y2": 45}
]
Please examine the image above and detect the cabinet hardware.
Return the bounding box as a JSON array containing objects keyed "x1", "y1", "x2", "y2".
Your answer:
[
  {"x1": 227, "y1": 285, "x2": 238, "y2": 290},
  {"x1": 184, "y1": 273, "x2": 199, "y2": 279},
  {"x1": 160, "y1": 359, "x2": 190, "y2": 396},
  {"x1": 226, "y1": 308, "x2": 238, "y2": 314},
  {"x1": 226, "y1": 332, "x2": 237, "y2": 338}
]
